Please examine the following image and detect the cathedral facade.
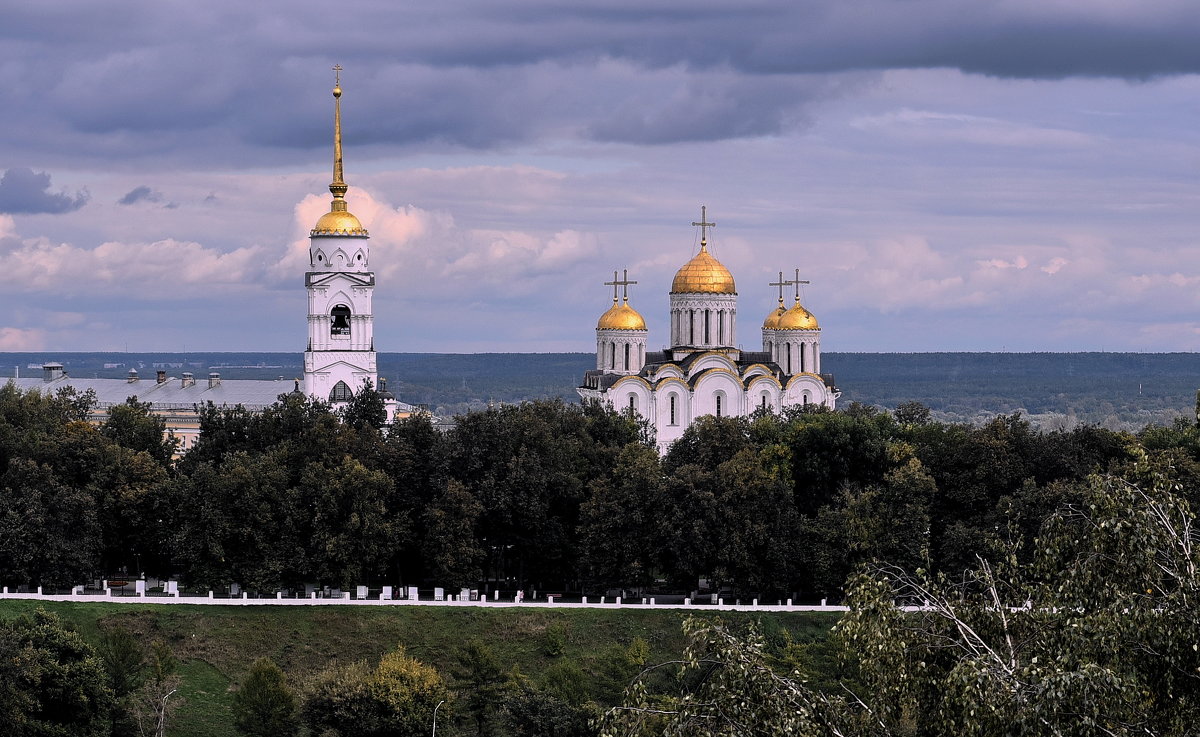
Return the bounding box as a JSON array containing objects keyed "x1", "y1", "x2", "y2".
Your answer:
[{"x1": 578, "y1": 210, "x2": 839, "y2": 453}]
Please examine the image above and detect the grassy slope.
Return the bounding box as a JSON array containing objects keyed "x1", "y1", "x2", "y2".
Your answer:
[{"x1": 0, "y1": 600, "x2": 838, "y2": 737}]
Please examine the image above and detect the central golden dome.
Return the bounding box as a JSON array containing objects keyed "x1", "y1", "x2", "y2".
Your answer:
[
  {"x1": 671, "y1": 244, "x2": 736, "y2": 294},
  {"x1": 597, "y1": 300, "x2": 647, "y2": 331},
  {"x1": 777, "y1": 301, "x2": 819, "y2": 330}
]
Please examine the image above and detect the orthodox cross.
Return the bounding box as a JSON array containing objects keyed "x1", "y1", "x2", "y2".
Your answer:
[
  {"x1": 769, "y1": 271, "x2": 791, "y2": 303},
  {"x1": 332, "y1": 64, "x2": 343, "y2": 87},
  {"x1": 604, "y1": 269, "x2": 638, "y2": 302},
  {"x1": 792, "y1": 268, "x2": 811, "y2": 301},
  {"x1": 691, "y1": 206, "x2": 716, "y2": 245}
]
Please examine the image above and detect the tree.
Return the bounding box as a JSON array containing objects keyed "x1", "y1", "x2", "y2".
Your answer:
[
  {"x1": 450, "y1": 639, "x2": 507, "y2": 736},
  {"x1": 97, "y1": 625, "x2": 149, "y2": 737},
  {"x1": 340, "y1": 379, "x2": 388, "y2": 432},
  {"x1": 302, "y1": 646, "x2": 450, "y2": 737},
  {"x1": 0, "y1": 608, "x2": 114, "y2": 737},
  {"x1": 102, "y1": 398, "x2": 178, "y2": 466},
  {"x1": 422, "y1": 479, "x2": 484, "y2": 589},
  {"x1": 835, "y1": 468, "x2": 1200, "y2": 736},
  {"x1": 599, "y1": 617, "x2": 850, "y2": 737},
  {"x1": 232, "y1": 658, "x2": 299, "y2": 737},
  {"x1": 131, "y1": 641, "x2": 182, "y2": 737},
  {"x1": 505, "y1": 685, "x2": 599, "y2": 737},
  {"x1": 579, "y1": 443, "x2": 666, "y2": 591}
]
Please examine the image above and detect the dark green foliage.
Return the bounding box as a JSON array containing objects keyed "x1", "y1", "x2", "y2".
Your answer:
[
  {"x1": 231, "y1": 658, "x2": 298, "y2": 737},
  {"x1": 101, "y1": 398, "x2": 178, "y2": 466},
  {"x1": 450, "y1": 639, "x2": 507, "y2": 736},
  {"x1": 0, "y1": 608, "x2": 113, "y2": 737},
  {"x1": 504, "y1": 685, "x2": 599, "y2": 737},
  {"x1": 301, "y1": 646, "x2": 449, "y2": 737}
]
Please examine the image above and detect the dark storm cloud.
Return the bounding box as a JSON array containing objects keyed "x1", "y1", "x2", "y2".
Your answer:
[
  {"x1": 0, "y1": 168, "x2": 89, "y2": 214},
  {"x1": 3, "y1": 1, "x2": 1199, "y2": 166},
  {"x1": 118, "y1": 186, "x2": 162, "y2": 205}
]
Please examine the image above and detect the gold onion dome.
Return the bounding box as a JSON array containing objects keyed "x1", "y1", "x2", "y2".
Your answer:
[
  {"x1": 777, "y1": 300, "x2": 819, "y2": 330},
  {"x1": 670, "y1": 243, "x2": 736, "y2": 294},
  {"x1": 597, "y1": 300, "x2": 647, "y2": 331},
  {"x1": 763, "y1": 299, "x2": 787, "y2": 329},
  {"x1": 310, "y1": 72, "x2": 369, "y2": 238}
]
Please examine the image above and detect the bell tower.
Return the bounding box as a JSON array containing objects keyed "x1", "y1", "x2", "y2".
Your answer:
[{"x1": 303, "y1": 66, "x2": 378, "y2": 405}]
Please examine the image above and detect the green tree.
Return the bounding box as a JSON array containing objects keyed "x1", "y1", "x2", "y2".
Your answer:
[
  {"x1": 450, "y1": 639, "x2": 506, "y2": 736},
  {"x1": 505, "y1": 685, "x2": 598, "y2": 737},
  {"x1": 232, "y1": 658, "x2": 299, "y2": 737},
  {"x1": 101, "y1": 398, "x2": 178, "y2": 466},
  {"x1": 302, "y1": 646, "x2": 450, "y2": 737},
  {"x1": 0, "y1": 609, "x2": 114, "y2": 737},
  {"x1": 340, "y1": 379, "x2": 388, "y2": 432},
  {"x1": 579, "y1": 443, "x2": 666, "y2": 591},
  {"x1": 422, "y1": 479, "x2": 484, "y2": 589}
]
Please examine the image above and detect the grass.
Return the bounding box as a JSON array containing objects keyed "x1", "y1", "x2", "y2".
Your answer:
[{"x1": 0, "y1": 600, "x2": 839, "y2": 735}]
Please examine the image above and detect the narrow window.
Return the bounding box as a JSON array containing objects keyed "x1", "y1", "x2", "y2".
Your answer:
[
  {"x1": 330, "y1": 305, "x2": 351, "y2": 337},
  {"x1": 624, "y1": 343, "x2": 630, "y2": 370},
  {"x1": 786, "y1": 346, "x2": 792, "y2": 374},
  {"x1": 670, "y1": 394, "x2": 677, "y2": 425},
  {"x1": 329, "y1": 380, "x2": 353, "y2": 402},
  {"x1": 628, "y1": 395, "x2": 636, "y2": 415},
  {"x1": 715, "y1": 393, "x2": 722, "y2": 418},
  {"x1": 704, "y1": 310, "x2": 711, "y2": 344},
  {"x1": 719, "y1": 311, "x2": 725, "y2": 344},
  {"x1": 610, "y1": 342, "x2": 615, "y2": 370},
  {"x1": 761, "y1": 394, "x2": 768, "y2": 410},
  {"x1": 689, "y1": 310, "x2": 695, "y2": 345},
  {"x1": 800, "y1": 343, "x2": 807, "y2": 373}
]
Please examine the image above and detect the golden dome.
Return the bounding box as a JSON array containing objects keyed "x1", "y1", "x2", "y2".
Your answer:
[
  {"x1": 311, "y1": 209, "x2": 368, "y2": 236},
  {"x1": 763, "y1": 299, "x2": 787, "y2": 329},
  {"x1": 597, "y1": 300, "x2": 647, "y2": 331},
  {"x1": 777, "y1": 300, "x2": 819, "y2": 331},
  {"x1": 671, "y1": 244, "x2": 736, "y2": 294}
]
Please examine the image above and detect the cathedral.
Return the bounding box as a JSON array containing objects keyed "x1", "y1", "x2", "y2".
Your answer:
[{"x1": 578, "y1": 209, "x2": 839, "y2": 452}]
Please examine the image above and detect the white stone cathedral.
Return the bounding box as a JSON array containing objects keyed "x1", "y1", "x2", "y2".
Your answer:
[
  {"x1": 578, "y1": 208, "x2": 839, "y2": 452},
  {"x1": 302, "y1": 74, "x2": 401, "y2": 422}
]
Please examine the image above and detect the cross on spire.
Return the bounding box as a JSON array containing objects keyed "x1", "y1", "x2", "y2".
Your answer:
[
  {"x1": 691, "y1": 205, "x2": 716, "y2": 247},
  {"x1": 792, "y1": 268, "x2": 811, "y2": 302},
  {"x1": 603, "y1": 269, "x2": 638, "y2": 303},
  {"x1": 332, "y1": 64, "x2": 343, "y2": 88},
  {"x1": 769, "y1": 271, "x2": 790, "y2": 304}
]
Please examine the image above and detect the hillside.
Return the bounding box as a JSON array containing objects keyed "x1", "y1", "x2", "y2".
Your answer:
[{"x1": 0, "y1": 600, "x2": 837, "y2": 737}]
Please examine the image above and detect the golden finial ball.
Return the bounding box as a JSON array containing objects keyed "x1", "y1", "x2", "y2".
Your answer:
[{"x1": 333, "y1": 86, "x2": 342, "y2": 98}]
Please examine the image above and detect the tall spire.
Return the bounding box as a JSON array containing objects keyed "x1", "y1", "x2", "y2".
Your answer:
[
  {"x1": 329, "y1": 64, "x2": 348, "y2": 212},
  {"x1": 310, "y1": 64, "x2": 367, "y2": 237}
]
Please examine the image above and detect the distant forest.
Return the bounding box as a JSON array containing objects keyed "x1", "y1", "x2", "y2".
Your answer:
[{"x1": 2, "y1": 351, "x2": 1197, "y2": 429}]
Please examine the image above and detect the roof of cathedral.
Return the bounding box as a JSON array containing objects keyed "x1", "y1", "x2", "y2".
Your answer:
[
  {"x1": 670, "y1": 242, "x2": 736, "y2": 294},
  {"x1": 776, "y1": 300, "x2": 819, "y2": 330},
  {"x1": 311, "y1": 74, "x2": 368, "y2": 238},
  {"x1": 597, "y1": 300, "x2": 647, "y2": 331}
]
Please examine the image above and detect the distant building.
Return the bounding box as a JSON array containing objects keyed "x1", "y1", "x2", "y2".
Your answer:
[
  {"x1": 578, "y1": 208, "x2": 839, "y2": 453},
  {"x1": 5, "y1": 74, "x2": 417, "y2": 450}
]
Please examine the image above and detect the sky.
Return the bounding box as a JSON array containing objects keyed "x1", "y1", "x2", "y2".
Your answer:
[{"x1": 2, "y1": 1, "x2": 1200, "y2": 354}]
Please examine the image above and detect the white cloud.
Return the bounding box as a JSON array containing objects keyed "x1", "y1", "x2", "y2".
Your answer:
[{"x1": 0, "y1": 327, "x2": 46, "y2": 351}]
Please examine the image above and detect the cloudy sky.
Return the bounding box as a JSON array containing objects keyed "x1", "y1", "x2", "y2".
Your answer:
[{"x1": 2, "y1": 1, "x2": 1200, "y2": 354}]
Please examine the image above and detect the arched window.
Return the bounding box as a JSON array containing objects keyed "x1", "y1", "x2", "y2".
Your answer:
[
  {"x1": 331, "y1": 305, "x2": 351, "y2": 336},
  {"x1": 609, "y1": 342, "x2": 615, "y2": 370},
  {"x1": 704, "y1": 310, "x2": 711, "y2": 344},
  {"x1": 786, "y1": 345, "x2": 792, "y2": 374},
  {"x1": 329, "y1": 380, "x2": 353, "y2": 402},
  {"x1": 800, "y1": 343, "x2": 807, "y2": 373},
  {"x1": 761, "y1": 393, "x2": 768, "y2": 410},
  {"x1": 627, "y1": 395, "x2": 636, "y2": 415},
  {"x1": 624, "y1": 343, "x2": 630, "y2": 370},
  {"x1": 669, "y1": 394, "x2": 677, "y2": 425},
  {"x1": 715, "y1": 393, "x2": 722, "y2": 418}
]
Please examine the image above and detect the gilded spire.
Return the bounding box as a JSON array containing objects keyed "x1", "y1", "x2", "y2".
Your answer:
[
  {"x1": 311, "y1": 64, "x2": 367, "y2": 237},
  {"x1": 329, "y1": 64, "x2": 347, "y2": 211}
]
